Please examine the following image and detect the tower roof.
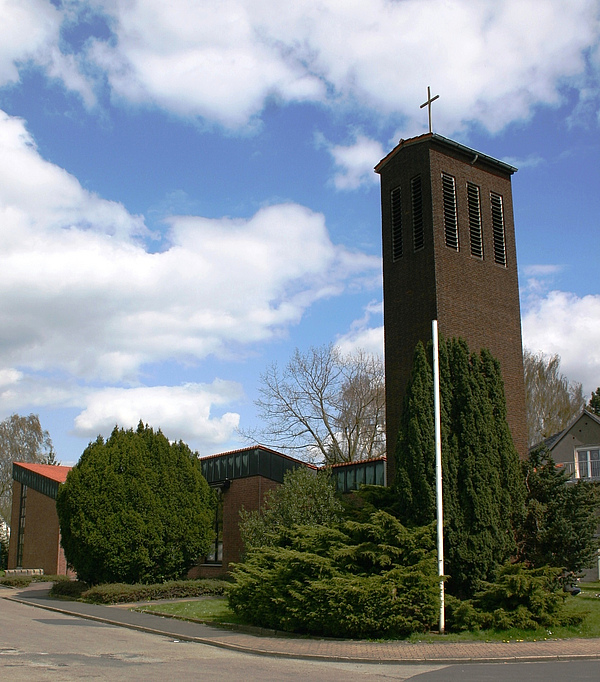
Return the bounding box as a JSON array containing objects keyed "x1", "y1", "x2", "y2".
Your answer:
[{"x1": 374, "y1": 133, "x2": 518, "y2": 176}]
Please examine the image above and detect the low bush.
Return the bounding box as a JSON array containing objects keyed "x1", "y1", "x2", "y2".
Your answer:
[
  {"x1": 229, "y1": 511, "x2": 440, "y2": 638},
  {"x1": 80, "y1": 578, "x2": 229, "y2": 604},
  {"x1": 0, "y1": 575, "x2": 33, "y2": 588},
  {"x1": 0, "y1": 574, "x2": 70, "y2": 588},
  {"x1": 446, "y1": 563, "x2": 583, "y2": 631},
  {"x1": 49, "y1": 580, "x2": 90, "y2": 599}
]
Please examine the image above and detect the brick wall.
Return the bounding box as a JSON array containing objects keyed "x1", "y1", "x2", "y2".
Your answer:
[
  {"x1": 379, "y1": 136, "x2": 528, "y2": 484},
  {"x1": 7, "y1": 480, "x2": 69, "y2": 575},
  {"x1": 190, "y1": 475, "x2": 281, "y2": 578}
]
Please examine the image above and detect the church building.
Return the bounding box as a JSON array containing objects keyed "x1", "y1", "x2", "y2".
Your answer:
[{"x1": 375, "y1": 132, "x2": 528, "y2": 483}]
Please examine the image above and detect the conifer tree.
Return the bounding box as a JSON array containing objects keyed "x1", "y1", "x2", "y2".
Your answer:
[
  {"x1": 57, "y1": 423, "x2": 215, "y2": 584},
  {"x1": 395, "y1": 337, "x2": 525, "y2": 597},
  {"x1": 589, "y1": 387, "x2": 600, "y2": 416}
]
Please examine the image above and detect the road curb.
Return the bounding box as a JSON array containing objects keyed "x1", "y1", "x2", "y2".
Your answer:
[{"x1": 5, "y1": 592, "x2": 600, "y2": 666}]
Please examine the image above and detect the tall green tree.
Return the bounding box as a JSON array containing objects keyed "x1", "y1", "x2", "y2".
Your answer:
[
  {"x1": 0, "y1": 414, "x2": 55, "y2": 527},
  {"x1": 589, "y1": 388, "x2": 600, "y2": 416},
  {"x1": 518, "y1": 448, "x2": 599, "y2": 572},
  {"x1": 395, "y1": 338, "x2": 525, "y2": 597},
  {"x1": 57, "y1": 423, "x2": 214, "y2": 584}
]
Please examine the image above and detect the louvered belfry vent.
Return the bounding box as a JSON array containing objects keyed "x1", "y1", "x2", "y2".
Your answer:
[
  {"x1": 391, "y1": 186, "x2": 403, "y2": 261},
  {"x1": 411, "y1": 175, "x2": 424, "y2": 251},
  {"x1": 491, "y1": 192, "x2": 507, "y2": 266},
  {"x1": 442, "y1": 172, "x2": 458, "y2": 250},
  {"x1": 467, "y1": 182, "x2": 483, "y2": 259}
]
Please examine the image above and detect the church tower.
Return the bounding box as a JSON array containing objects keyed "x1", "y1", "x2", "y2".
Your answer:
[{"x1": 375, "y1": 133, "x2": 528, "y2": 484}]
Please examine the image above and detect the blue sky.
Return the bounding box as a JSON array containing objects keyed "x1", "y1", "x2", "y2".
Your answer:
[{"x1": 1, "y1": 0, "x2": 599, "y2": 465}]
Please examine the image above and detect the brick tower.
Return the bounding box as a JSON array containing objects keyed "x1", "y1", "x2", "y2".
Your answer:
[{"x1": 375, "y1": 133, "x2": 528, "y2": 484}]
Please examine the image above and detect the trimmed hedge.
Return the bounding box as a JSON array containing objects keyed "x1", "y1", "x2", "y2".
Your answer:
[
  {"x1": 77, "y1": 579, "x2": 229, "y2": 604},
  {"x1": 1, "y1": 574, "x2": 70, "y2": 588}
]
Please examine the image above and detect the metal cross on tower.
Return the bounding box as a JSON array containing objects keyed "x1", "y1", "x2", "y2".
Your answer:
[{"x1": 420, "y1": 86, "x2": 440, "y2": 133}]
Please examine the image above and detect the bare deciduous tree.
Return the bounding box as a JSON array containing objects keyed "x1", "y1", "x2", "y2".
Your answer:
[
  {"x1": 249, "y1": 345, "x2": 385, "y2": 464},
  {"x1": 0, "y1": 414, "x2": 55, "y2": 528},
  {"x1": 524, "y1": 350, "x2": 586, "y2": 447}
]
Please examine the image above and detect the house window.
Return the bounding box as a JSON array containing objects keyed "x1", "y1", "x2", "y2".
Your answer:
[
  {"x1": 205, "y1": 489, "x2": 223, "y2": 564},
  {"x1": 574, "y1": 447, "x2": 600, "y2": 480},
  {"x1": 467, "y1": 182, "x2": 483, "y2": 259},
  {"x1": 390, "y1": 186, "x2": 403, "y2": 261},
  {"x1": 411, "y1": 175, "x2": 424, "y2": 251},
  {"x1": 16, "y1": 484, "x2": 27, "y2": 567},
  {"x1": 490, "y1": 192, "x2": 507, "y2": 266},
  {"x1": 442, "y1": 173, "x2": 458, "y2": 250}
]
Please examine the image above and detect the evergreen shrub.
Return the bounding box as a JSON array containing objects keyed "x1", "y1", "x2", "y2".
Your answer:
[
  {"x1": 229, "y1": 511, "x2": 440, "y2": 638},
  {"x1": 57, "y1": 423, "x2": 215, "y2": 585},
  {"x1": 395, "y1": 338, "x2": 526, "y2": 597},
  {"x1": 446, "y1": 563, "x2": 582, "y2": 631}
]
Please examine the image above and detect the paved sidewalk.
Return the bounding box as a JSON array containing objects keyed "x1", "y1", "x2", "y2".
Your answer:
[{"x1": 4, "y1": 583, "x2": 600, "y2": 666}]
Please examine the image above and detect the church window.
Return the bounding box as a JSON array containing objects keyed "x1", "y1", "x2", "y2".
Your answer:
[
  {"x1": 442, "y1": 173, "x2": 458, "y2": 250},
  {"x1": 390, "y1": 186, "x2": 403, "y2": 261},
  {"x1": 16, "y1": 484, "x2": 27, "y2": 567},
  {"x1": 467, "y1": 182, "x2": 483, "y2": 259},
  {"x1": 411, "y1": 175, "x2": 424, "y2": 251},
  {"x1": 204, "y1": 488, "x2": 223, "y2": 564},
  {"x1": 491, "y1": 192, "x2": 507, "y2": 266}
]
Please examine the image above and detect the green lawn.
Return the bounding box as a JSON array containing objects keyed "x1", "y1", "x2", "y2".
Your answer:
[
  {"x1": 135, "y1": 582, "x2": 600, "y2": 641},
  {"x1": 134, "y1": 598, "x2": 247, "y2": 625}
]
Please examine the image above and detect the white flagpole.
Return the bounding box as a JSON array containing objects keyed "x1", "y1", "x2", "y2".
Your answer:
[{"x1": 432, "y1": 320, "x2": 445, "y2": 634}]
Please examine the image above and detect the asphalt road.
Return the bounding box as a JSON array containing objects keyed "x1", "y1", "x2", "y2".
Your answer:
[{"x1": 1, "y1": 595, "x2": 599, "y2": 681}]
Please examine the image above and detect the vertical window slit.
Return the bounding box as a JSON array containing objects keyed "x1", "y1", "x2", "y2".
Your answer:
[
  {"x1": 442, "y1": 173, "x2": 458, "y2": 250},
  {"x1": 411, "y1": 175, "x2": 424, "y2": 251},
  {"x1": 467, "y1": 182, "x2": 483, "y2": 259},
  {"x1": 491, "y1": 192, "x2": 507, "y2": 266},
  {"x1": 390, "y1": 186, "x2": 403, "y2": 261}
]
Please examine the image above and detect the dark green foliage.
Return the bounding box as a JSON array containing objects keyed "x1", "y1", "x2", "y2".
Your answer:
[
  {"x1": 395, "y1": 338, "x2": 525, "y2": 598},
  {"x1": 446, "y1": 563, "x2": 581, "y2": 631},
  {"x1": 589, "y1": 388, "x2": 600, "y2": 416},
  {"x1": 49, "y1": 580, "x2": 89, "y2": 599},
  {"x1": 77, "y1": 578, "x2": 229, "y2": 604},
  {"x1": 56, "y1": 423, "x2": 215, "y2": 585},
  {"x1": 239, "y1": 466, "x2": 343, "y2": 551},
  {"x1": 518, "y1": 448, "x2": 600, "y2": 572},
  {"x1": 229, "y1": 511, "x2": 440, "y2": 638}
]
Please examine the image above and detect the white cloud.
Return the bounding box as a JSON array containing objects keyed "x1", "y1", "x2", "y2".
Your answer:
[
  {"x1": 72, "y1": 380, "x2": 243, "y2": 452},
  {"x1": 0, "y1": 368, "x2": 22, "y2": 387},
  {"x1": 319, "y1": 133, "x2": 385, "y2": 190},
  {"x1": 522, "y1": 290, "x2": 600, "y2": 396},
  {"x1": 2, "y1": 1, "x2": 599, "y2": 131},
  {"x1": 70, "y1": 0, "x2": 600, "y2": 131},
  {"x1": 0, "y1": 0, "x2": 61, "y2": 86},
  {"x1": 335, "y1": 301, "x2": 384, "y2": 357},
  {"x1": 0, "y1": 110, "x2": 379, "y2": 383},
  {"x1": 0, "y1": 0, "x2": 95, "y2": 106}
]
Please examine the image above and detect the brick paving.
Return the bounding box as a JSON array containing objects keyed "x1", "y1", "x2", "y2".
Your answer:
[{"x1": 5, "y1": 583, "x2": 600, "y2": 665}]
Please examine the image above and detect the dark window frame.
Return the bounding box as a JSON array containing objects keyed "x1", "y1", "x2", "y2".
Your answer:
[{"x1": 442, "y1": 172, "x2": 459, "y2": 251}]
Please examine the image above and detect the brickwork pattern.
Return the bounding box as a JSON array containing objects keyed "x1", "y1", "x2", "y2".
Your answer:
[
  {"x1": 7, "y1": 480, "x2": 69, "y2": 575},
  {"x1": 192, "y1": 475, "x2": 280, "y2": 578},
  {"x1": 378, "y1": 135, "x2": 528, "y2": 484}
]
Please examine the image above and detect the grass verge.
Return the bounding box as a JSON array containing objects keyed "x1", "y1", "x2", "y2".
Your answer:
[
  {"x1": 134, "y1": 582, "x2": 600, "y2": 641},
  {"x1": 134, "y1": 597, "x2": 247, "y2": 626}
]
